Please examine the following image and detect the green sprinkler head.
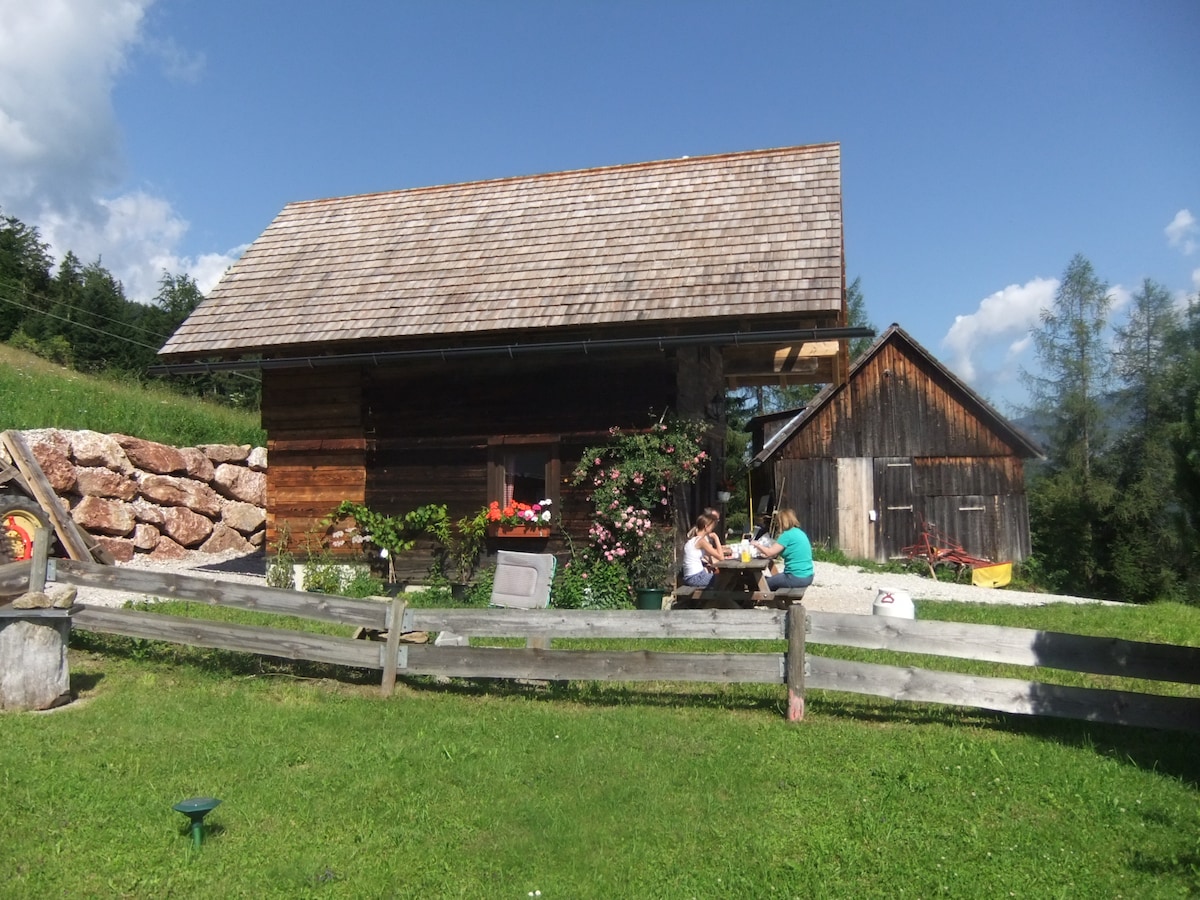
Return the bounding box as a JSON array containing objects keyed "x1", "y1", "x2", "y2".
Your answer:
[{"x1": 172, "y1": 797, "x2": 221, "y2": 849}]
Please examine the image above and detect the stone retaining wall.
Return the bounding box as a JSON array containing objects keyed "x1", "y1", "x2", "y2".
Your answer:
[{"x1": 15, "y1": 429, "x2": 267, "y2": 563}]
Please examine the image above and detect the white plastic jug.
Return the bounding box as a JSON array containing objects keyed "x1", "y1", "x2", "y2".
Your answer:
[{"x1": 873, "y1": 588, "x2": 915, "y2": 619}]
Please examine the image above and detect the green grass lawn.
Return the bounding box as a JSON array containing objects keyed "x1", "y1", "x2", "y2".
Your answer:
[{"x1": 2, "y1": 599, "x2": 1197, "y2": 898}]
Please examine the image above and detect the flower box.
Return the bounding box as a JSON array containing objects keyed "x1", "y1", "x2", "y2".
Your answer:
[{"x1": 487, "y1": 523, "x2": 551, "y2": 539}]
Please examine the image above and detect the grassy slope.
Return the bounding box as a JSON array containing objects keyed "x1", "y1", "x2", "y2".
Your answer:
[{"x1": 0, "y1": 344, "x2": 265, "y2": 446}]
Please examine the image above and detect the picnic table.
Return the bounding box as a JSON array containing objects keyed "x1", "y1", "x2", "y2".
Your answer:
[{"x1": 672, "y1": 557, "x2": 805, "y2": 609}]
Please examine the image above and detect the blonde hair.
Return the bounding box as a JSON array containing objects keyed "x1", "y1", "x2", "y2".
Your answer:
[{"x1": 774, "y1": 508, "x2": 800, "y2": 532}]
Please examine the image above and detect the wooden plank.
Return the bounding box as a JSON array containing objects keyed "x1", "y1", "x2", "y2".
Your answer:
[
  {"x1": 402, "y1": 645, "x2": 784, "y2": 683},
  {"x1": 0, "y1": 430, "x2": 94, "y2": 561},
  {"x1": 72, "y1": 606, "x2": 380, "y2": 669},
  {"x1": 409, "y1": 607, "x2": 787, "y2": 640},
  {"x1": 0, "y1": 461, "x2": 31, "y2": 492},
  {"x1": 786, "y1": 603, "x2": 806, "y2": 722},
  {"x1": 807, "y1": 655, "x2": 1200, "y2": 733},
  {"x1": 0, "y1": 559, "x2": 30, "y2": 596},
  {"x1": 53, "y1": 559, "x2": 387, "y2": 629},
  {"x1": 809, "y1": 612, "x2": 1200, "y2": 686}
]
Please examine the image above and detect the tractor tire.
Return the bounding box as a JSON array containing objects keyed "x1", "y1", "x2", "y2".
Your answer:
[{"x1": 0, "y1": 493, "x2": 51, "y2": 563}]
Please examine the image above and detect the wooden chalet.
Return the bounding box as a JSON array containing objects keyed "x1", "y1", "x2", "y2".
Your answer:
[
  {"x1": 749, "y1": 324, "x2": 1043, "y2": 565},
  {"x1": 156, "y1": 143, "x2": 869, "y2": 578}
]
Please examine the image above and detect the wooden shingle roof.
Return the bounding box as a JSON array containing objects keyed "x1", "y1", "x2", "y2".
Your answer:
[{"x1": 160, "y1": 143, "x2": 844, "y2": 361}]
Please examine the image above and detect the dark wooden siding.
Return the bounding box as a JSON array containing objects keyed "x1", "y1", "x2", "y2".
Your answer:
[
  {"x1": 263, "y1": 367, "x2": 366, "y2": 550},
  {"x1": 780, "y1": 343, "x2": 1023, "y2": 460},
  {"x1": 773, "y1": 457, "x2": 838, "y2": 550},
  {"x1": 913, "y1": 456, "x2": 1029, "y2": 563},
  {"x1": 912, "y1": 456, "x2": 1025, "y2": 497},
  {"x1": 263, "y1": 350, "x2": 699, "y2": 577}
]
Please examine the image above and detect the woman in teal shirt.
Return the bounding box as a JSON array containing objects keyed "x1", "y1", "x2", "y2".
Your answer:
[{"x1": 751, "y1": 508, "x2": 814, "y2": 591}]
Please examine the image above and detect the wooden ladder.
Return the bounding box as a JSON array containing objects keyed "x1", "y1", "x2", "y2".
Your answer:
[{"x1": 1, "y1": 430, "x2": 113, "y2": 564}]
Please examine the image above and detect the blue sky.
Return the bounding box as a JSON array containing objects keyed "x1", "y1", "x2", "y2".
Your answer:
[{"x1": 1, "y1": 0, "x2": 1197, "y2": 412}]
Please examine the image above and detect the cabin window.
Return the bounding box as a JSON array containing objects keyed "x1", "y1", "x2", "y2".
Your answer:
[{"x1": 488, "y1": 437, "x2": 560, "y2": 509}]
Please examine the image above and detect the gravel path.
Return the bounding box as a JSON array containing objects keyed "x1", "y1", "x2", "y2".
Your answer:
[
  {"x1": 71, "y1": 550, "x2": 1118, "y2": 613},
  {"x1": 803, "y1": 560, "x2": 1117, "y2": 614}
]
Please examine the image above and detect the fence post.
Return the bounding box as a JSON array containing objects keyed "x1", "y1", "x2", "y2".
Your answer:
[
  {"x1": 381, "y1": 597, "x2": 406, "y2": 698},
  {"x1": 786, "y1": 602, "x2": 806, "y2": 722}
]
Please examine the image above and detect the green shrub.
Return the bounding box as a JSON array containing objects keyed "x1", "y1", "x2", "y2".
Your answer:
[
  {"x1": 341, "y1": 567, "x2": 388, "y2": 599},
  {"x1": 552, "y1": 556, "x2": 630, "y2": 609}
]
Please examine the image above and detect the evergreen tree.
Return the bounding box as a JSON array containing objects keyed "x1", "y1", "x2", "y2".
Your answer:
[
  {"x1": 1023, "y1": 255, "x2": 1115, "y2": 594},
  {"x1": 69, "y1": 261, "x2": 131, "y2": 372},
  {"x1": 1167, "y1": 294, "x2": 1200, "y2": 600},
  {"x1": 1101, "y1": 278, "x2": 1184, "y2": 601},
  {"x1": 845, "y1": 276, "x2": 875, "y2": 362},
  {"x1": 0, "y1": 211, "x2": 53, "y2": 341}
]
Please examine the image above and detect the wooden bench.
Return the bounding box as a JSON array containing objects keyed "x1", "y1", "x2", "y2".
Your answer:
[{"x1": 671, "y1": 585, "x2": 806, "y2": 609}]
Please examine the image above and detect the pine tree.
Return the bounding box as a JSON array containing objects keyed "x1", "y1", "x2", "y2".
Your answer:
[
  {"x1": 1101, "y1": 278, "x2": 1184, "y2": 601},
  {"x1": 1023, "y1": 255, "x2": 1115, "y2": 594},
  {"x1": 0, "y1": 211, "x2": 53, "y2": 341},
  {"x1": 1166, "y1": 294, "x2": 1200, "y2": 600}
]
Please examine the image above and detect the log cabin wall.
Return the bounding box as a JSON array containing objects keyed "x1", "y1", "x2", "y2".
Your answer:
[
  {"x1": 262, "y1": 366, "x2": 367, "y2": 552},
  {"x1": 357, "y1": 350, "x2": 682, "y2": 581},
  {"x1": 761, "y1": 335, "x2": 1034, "y2": 565}
]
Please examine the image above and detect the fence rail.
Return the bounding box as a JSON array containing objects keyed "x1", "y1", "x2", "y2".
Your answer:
[{"x1": 9, "y1": 558, "x2": 1198, "y2": 732}]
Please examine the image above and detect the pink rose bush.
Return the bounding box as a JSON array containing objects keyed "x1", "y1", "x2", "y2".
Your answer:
[{"x1": 569, "y1": 415, "x2": 710, "y2": 594}]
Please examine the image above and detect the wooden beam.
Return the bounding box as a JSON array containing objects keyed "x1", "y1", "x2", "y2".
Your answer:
[{"x1": 0, "y1": 430, "x2": 98, "y2": 562}]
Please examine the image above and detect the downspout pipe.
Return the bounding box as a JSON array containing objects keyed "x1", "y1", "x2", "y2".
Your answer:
[{"x1": 149, "y1": 326, "x2": 876, "y2": 376}]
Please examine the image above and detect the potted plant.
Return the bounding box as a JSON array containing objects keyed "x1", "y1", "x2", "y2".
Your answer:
[{"x1": 627, "y1": 530, "x2": 676, "y2": 610}]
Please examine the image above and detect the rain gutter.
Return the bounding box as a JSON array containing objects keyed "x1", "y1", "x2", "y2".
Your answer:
[{"x1": 149, "y1": 326, "x2": 875, "y2": 376}]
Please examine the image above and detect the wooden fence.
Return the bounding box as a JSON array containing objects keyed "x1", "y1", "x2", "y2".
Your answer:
[{"x1": 6, "y1": 557, "x2": 1199, "y2": 732}]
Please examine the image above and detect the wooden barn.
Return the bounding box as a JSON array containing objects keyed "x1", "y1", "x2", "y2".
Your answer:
[
  {"x1": 155, "y1": 143, "x2": 871, "y2": 579},
  {"x1": 749, "y1": 324, "x2": 1042, "y2": 565}
]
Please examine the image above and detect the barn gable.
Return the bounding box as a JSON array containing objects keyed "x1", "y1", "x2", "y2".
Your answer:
[{"x1": 751, "y1": 325, "x2": 1041, "y2": 566}]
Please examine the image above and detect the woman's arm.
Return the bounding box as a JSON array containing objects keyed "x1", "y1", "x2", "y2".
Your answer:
[
  {"x1": 697, "y1": 531, "x2": 725, "y2": 564},
  {"x1": 752, "y1": 538, "x2": 783, "y2": 559}
]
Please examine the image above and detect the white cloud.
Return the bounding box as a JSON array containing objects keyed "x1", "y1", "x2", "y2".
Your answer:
[
  {"x1": 1107, "y1": 284, "x2": 1132, "y2": 315},
  {"x1": 1166, "y1": 209, "x2": 1198, "y2": 256},
  {"x1": 941, "y1": 278, "x2": 1058, "y2": 382},
  {"x1": 146, "y1": 35, "x2": 205, "y2": 83},
  {"x1": 0, "y1": 0, "x2": 235, "y2": 302}
]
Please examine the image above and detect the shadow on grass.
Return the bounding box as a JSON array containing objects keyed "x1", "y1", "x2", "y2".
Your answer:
[
  {"x1": 70, "y1": 630, "x2": 381, "y2": 686},
  {"x1": 68, "y1": 670, "x2": 105, "y2": 694},
  {"x1": 815, "y1": 691, "x2": 1200, "y2": 789},
  {"x1": 400, "y1": 672, "x2": 785, "y2": 716},
  {"x1": 72, "y1": 630, "x2": 1198, "y2": 789},
  {"x1": 1128, "y1": 849, "x2": 1200, "y2": 894}
]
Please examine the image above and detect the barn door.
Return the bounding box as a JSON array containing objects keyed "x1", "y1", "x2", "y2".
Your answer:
[{"x1": 874, "y1": 457, "x2": 915, "y2": 561}]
